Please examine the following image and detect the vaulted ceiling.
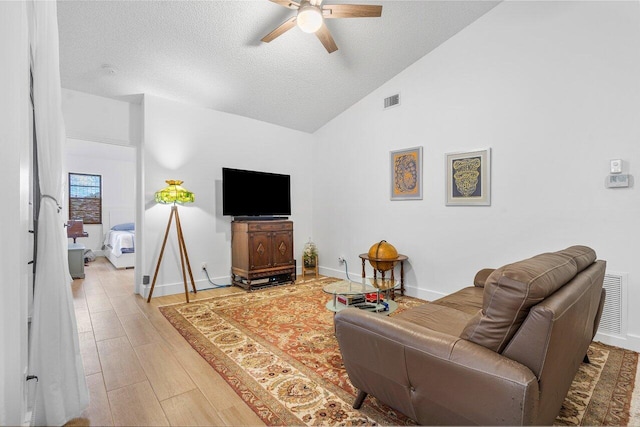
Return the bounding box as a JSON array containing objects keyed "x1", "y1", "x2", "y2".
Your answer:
[{"x1": 57, "y1": 0, "x2": 500, "y2": 133}]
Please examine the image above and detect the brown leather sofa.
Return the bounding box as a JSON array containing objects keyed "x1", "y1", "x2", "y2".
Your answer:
[{"x1": 334, "y1": 246, "x2": 606, "y2": 425}]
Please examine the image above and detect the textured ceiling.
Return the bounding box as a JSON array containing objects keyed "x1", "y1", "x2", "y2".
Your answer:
[{"x1": 57, "y1": 0, "x2": 500, "y2": 133}]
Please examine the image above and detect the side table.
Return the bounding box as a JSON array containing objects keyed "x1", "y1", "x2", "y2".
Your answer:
[
  {"x1": 302, "y1": 255, "x2": 319, "y2": 279},
  {"x1": 68, "y1": 243, "x2": 85, "y2": 279},
  {"x1": 358, "y1": 253, "x2": 408, "y2": 297}
]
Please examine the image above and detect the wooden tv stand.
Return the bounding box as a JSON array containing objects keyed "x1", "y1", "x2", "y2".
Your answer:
[{"x1": 231, "y1": 219, "x2": 295, "y2": 291}]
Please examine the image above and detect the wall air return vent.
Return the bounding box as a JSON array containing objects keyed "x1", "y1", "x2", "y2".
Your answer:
[
  {"x1": 599, "y1": 271, "x2": 627, "y2": 337},
  {"x1": 384, "y1": 94, "x2": 400, "y2": 109}
]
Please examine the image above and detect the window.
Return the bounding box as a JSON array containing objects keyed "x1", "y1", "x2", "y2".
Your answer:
[{"x1": 68, "y1": 173, "x2": 102, "y2": 224}]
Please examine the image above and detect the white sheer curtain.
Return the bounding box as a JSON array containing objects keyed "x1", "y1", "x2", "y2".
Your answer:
[{"x1": 28, "y1": 1, "x2": 89, "y2": 425}]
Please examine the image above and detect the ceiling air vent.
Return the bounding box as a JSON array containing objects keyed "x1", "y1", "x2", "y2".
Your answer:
[{"x1": 384, "y1": 94, "x2": 400, "y2": 109}]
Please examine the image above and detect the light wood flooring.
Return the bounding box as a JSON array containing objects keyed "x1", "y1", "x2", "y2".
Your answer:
[{"x1": 68, "y1": 257, "x2": 265, "y2": 426}]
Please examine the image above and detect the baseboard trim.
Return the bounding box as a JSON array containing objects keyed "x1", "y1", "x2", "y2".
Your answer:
[
  {"x1": 140, "y1": 268, "x2": 317, "y2": 298},
  {"x1": 141, "y1": 268, "x2": 311, "y2": 298},
  {"x1": 140, "y1": 276, "x2": 233, "y2": 299},
  {"x1": 595, "y1": 332, "x2": 640, "y2": 353},
  {"x1": 318, "y1": 267, "x2": 356, "y2": 282},
  {"x1": 403, "y1": 285, "x2": 445, "y2": 302}
]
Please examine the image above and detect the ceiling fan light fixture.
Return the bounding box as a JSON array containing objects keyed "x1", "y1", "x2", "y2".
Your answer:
[{"x1": 296, "y1": 4, "x2": 323, "y2": 33}]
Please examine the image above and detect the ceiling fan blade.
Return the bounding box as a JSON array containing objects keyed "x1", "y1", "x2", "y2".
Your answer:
[
  {"x1": 261, "y1": 16, "x2": 297, "y2": 43},
  {"x1": 268, "y1": 0, "x2": 300, "y2": 10},
  {"x1": 315, "y1": 22, "x2": 338, "y2": 53},
  {"x1": 323, "y1": 4, "x2": 382, "y2": 18}
]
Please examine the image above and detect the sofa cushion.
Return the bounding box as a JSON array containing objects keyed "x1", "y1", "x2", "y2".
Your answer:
[
  {"x1": 556, "y1": 245, "x2": 596, "y2": 273},
  {"x1": 460, "y1": 251, "x2": 579, "y2": 353},
  {"x1": 396, "y1": 302, "x2": 476, "y2": 337},
  {"x1": 396, "y1": 287, "x2": 483, "y2": 336},
  {"x1": 432, "y1": 286, "x2": 484, "y2": 316}
]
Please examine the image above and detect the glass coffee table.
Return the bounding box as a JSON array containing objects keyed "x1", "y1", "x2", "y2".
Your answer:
[{"x1": 323, "y1": 278, "x2": 399, "y2": 315}]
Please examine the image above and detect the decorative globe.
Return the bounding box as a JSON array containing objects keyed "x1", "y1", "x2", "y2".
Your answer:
[{"x1": 367, "y1": 240, "x2": 398, "y2": 271}]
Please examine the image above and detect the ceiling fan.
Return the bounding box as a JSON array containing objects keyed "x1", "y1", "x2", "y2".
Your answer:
[{"x1": 260, "y1": 0, "x2": 382, "y2": 53}]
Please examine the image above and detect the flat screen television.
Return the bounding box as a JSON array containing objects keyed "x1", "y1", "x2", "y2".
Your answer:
[{"x1": 222, "y1": 167, "x2": 291, "y2": 217}]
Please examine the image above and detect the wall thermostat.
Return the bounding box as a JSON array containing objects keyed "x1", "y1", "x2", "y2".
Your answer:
[
  {"x1": 610, "y1": 159, "x2": 622, "y2": 174},
  {"x1": 606, "y1": 174, "x2": 629, "y2": 188}
]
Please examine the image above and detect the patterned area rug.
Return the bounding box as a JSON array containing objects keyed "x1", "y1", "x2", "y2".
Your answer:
[
  {"x1": 159, "y1": 277, "x2": 638, "y2": 426},
  {"x1": 556, "y1": 341, "x2": 638, "y2": 426}
]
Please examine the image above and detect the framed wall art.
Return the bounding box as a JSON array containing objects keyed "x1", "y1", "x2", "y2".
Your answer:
[
  {"x1": 445, "y1": 148, "x2": 491, "y2": 206},
  {"x1": 390, "y1": 146, "x2": 423, "y2": 200}
]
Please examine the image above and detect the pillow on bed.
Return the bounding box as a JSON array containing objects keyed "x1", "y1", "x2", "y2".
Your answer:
[{"x1": 111, "y1": 222, "x2": 134, "y2": 231}]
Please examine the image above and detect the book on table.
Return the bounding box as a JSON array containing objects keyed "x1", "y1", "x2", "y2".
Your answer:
[
  {"x1": 337, "y1": 293, "x2": 385, "y2": 306},
  {"x1": 337, "y1": 294, "x2": 365, "y2": 305}
]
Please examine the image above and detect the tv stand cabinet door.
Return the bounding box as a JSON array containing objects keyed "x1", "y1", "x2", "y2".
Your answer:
[
  {"x1": 271, "y1": 230, "x2": 294, "y2": 268},
  {"x1": 248, "y1": 231, "x2": 272, "y2": 269}
]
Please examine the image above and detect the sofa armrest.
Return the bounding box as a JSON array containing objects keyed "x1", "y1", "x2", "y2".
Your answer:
[
  {"x1": 473, "y1": 268, "x2": 495, "y2": 287},
  {"x1": 335, "y1": 308, "x2": 539, "y2": 425}
]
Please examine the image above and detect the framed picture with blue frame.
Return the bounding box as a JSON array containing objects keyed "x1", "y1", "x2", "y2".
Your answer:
[
  {"x1": 390, "y1": 146, "x2": 423, "y2": 200},
  {"x1": 445, "y1": 148, "x2": 491, "y2": 206}
]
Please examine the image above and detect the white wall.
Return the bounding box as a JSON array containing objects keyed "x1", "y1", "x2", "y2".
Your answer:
[
  {"x1": 313, "y1": 1, "x2": 640, "y2": 350},
  {"x1": 65, "y1": 139, "x2": 136, "y2": 253},
  {"x1": 0, "y1": 2, "x2": 31, "y2": 424},
  {"x1": 140, "y1": 95, "x2": 314, "y2": 297},
  {"x1": 62, "y1": 89, "x2": 141, "y2": 146}
]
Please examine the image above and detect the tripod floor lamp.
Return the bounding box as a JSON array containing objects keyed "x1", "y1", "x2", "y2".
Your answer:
[{"x1": 147, "y1": 180, "x2": 197, "y2": 303}]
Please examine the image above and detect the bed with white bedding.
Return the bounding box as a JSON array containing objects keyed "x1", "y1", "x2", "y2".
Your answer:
[{"x1": 104, "y1": 209, "x2": 135, "y2": 269}]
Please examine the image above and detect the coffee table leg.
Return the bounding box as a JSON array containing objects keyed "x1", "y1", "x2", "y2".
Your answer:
[{"x1": 361, "y1": 259, "x2": 366, "y2": 279}]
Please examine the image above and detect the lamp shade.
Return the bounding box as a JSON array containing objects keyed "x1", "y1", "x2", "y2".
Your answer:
[{"x1": 155, "y1": 180, "x2": 195, "y2": 204}]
